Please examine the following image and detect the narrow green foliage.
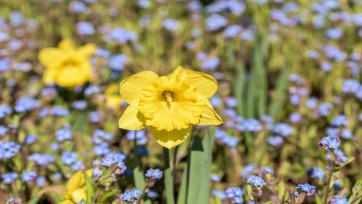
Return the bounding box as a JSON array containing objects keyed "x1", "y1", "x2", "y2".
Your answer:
[
  {"x1": 268, "y1": 65, "x2": 288, "y2": 120},
  {"x1": 234, "y1": 60, "x2": 246, "y2": 116},
  {"x1": 83, "y1": 172, "x2": 95, "y2": 203},
  {"x1": 164, "y1": 148, "x2": 175, "y2": 204},
  {"x1": 186, "y1": 128, "x2": 215, "y2": 204}
]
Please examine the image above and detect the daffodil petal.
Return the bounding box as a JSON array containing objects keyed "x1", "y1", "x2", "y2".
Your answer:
[
  {"x1": 38, "y1": 48, "x2": 65, "y2": 67},
  {"x1": 70, "y1": 187, "x2": 87, "y2": 202},
  {"x1": 198, "y1": 97, "x2": 223, "y2": 125},
  {"x1": 78, "y1": 43, "x2": 96, "y2": 58},
  {"x1": 66, "y1": 171, "x2": 84, "y2": 193},
  {"x1": 119, "y1": 105, "x2": 145, "y2": 130},
  {"x1": 120, "y1": 71, "x2": 159, "y2": 106},
  {"x1": 42, "y1": 68, "x2": 58, "y2": 85},
  {"x1": 170, "y1": 66, "x2": 218, "y2": 99},
  {"x1": 106, "y1": 95, "x2": 122, "y2": 111},
  {"x1": 59, "y1": 39, "x2": 75, "y2": 52},
  {"x1": 150, "y1": 126, "x2": 192, "y2": 149}
]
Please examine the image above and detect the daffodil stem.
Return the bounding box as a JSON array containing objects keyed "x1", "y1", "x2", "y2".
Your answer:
[{"x1": 164, "y1": 148, "x2": 175, "y2": 204}]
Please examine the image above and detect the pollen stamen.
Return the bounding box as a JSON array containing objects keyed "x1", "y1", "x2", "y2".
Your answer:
[{"x1": 164, "y1": 91, "x2": 173, "y2": 103}]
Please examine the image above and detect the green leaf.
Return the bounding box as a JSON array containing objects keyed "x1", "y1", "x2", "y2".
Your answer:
[
  {"x1": 187, "y1": 128, "x2": 215, "y2": 204},
  {"x1": 133, "y1": 135, "x2": 146, "y2": 190},
  {"x1": 99, "y1": 190, "x2": 119, "y2": 203},
  {"x1": 26, "y1": 195, "x2": 42, "y2": 204},
  {"x1": 133, "y1": 167, "x2": 146, "y2": 190},
  {"x1": 315, "y1": 195, "x2": 323, "y2": 204},
  {"x1": 234, "y1": 60, "x2": 245, "y2": 116},
  {"x1": 83, "y1": 172, "x2": 94, "y2": 203},
  {"x1": 163, "y1": 148, "x2": 175, "y2": 204},
  {"x1": 334, "y1": 157, "x2": 355, "y2": 172},
  {"x1": 268, "y1": 64, "x2": 288, "y2": 120},
  {"x1": 176, "y1": 165, "x2": 188, "y2": 204},
  {"x1": 214, "y1": 195, "x2": 222, "y2": 204}
]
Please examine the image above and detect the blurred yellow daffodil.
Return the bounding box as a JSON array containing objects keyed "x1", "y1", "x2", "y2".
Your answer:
[
  {"x1": 118, "y1": 66, "x2": 223, "y2": 149},
  {"x1": 105, "y1": 84, "x2": 123, "y2": 111},
  {"x1": 38, "y1": 39, "x2": 96, "y2": 87},
  {"x1": 59, "y1": 170, "x2": 92, "y2": 204}
]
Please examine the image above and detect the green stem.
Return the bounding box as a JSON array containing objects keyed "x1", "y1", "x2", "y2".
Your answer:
[
  {"x1": 290, "y1": 192, "x2": 296, "y2": 204},
  {"x1": 324, "y1": 161, "x2": 335, "y2": 204},
  {"x1": 164, "y1": 148, "x2": 175, "y2": 204},
  {"x1": 250, "y1": 186, "x2": 258, "y2": 204},
  {"x1": 137, "y1": 185, "x2": 149, "y2": 204}
]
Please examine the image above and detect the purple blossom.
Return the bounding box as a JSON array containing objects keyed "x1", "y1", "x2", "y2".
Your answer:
[
  {"x1": 77, "y1": 21, "x2": 95, "y2": 36},
  {"x1": 206, "y1": 14, "x2": 228, "y2": 31},
  {"x1": 0, "y1": 141, "x2": 21, "y2": 159},
  {"x1": 342, "y1": 79, "x2": 360, "y2": 94},
  {"x1": 330, "y1": 195, "x2": 348, "y2": 204},
  {"x1": 145, "y1": 168, "x2": 163, "y2": 180},
  {"x1": 22, "y1": 171, "x2": 37, "y2": 182},
  {"x1": 225, "y1": 187, "x2": 243, "y2": 203},
  {"x1": 320, "y1": 136, "x2": 341, "y2": 150},
  {"x1": 247, "y1": 175, "x2": 266, "y2": 187},
  {"x1": 162, "y1": 19, "x2": 180, "y2": 32},
  {"x1": 325, "y1": 28, "x2": 343, "y2": 39},
  {"x1": 223, "y1": 25, "x2": 242, "y2": 38},
  {"x1": 307, "y1": 167, "x2": 324, "y2": 180},
  {"x1": 61, "y1": 152, "x2": 77, "y2": 166},
  {"x1": 28, "y1": 153, "x2": 55, "y2": 166},
  {"x1": 15, "y1": 96, "x2": 39, "y2": 113},
  {"x1": 108, "y1": 54, "x2": 128, "y2": 71},
  {"x1": 267, "y1": 136, "x2": 283, "y2": 147},
  {"x1": 334, "y1": 150, "x2": 348, "y2": 165},
  {"x1": 272, "y1": 123, "x2": 293, "y2": 137},
  {"x1": 212, "y1": 190, "x2": 226, "y2": 200},
  {"x1": 297, "y1": 183, "x2": 316, "y2": 196},
  {"x1": 121, "y1": 188, "x2": 143, "y2": 202},
  {"x1": 331, "y1": 115, "x2": 348, "y2": 127},
  {"x1": 1, "y1": 172, "x2": 18, "y2": 184}
]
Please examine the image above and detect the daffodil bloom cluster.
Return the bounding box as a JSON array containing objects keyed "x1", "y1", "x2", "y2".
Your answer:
[
  {"x1": 59, "y1": 170, "x2": 92, "y2": 204},
  {"x1": 118, "y1": 66, "x2": 223, "y2": 149},
  {"x1": 38, "y1": 39, "x2": 96, "y2": 87}
]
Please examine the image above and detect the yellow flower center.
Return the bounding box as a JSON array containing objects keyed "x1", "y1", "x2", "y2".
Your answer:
[
  {"x1": 139, "y1": 76, "x2": 204, "y2": 131},
  {"x1": 59, "y1": 57, "x2": 81, "y2": 70},
  {"x1": 163, "y1": 91, "x2": 173, "y2": 103},
  {"x1": 61, "y1": 59, "x2": 79, "y2": 68}
]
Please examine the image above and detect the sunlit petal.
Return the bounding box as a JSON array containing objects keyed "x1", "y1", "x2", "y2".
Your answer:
[
  {"x1": 119, "y1": 105, "x2": 145, "y2": 130},
  {"x1": 78, "y1": 43, "x2": 96, "y2": 58},
  {"x1": 59, "y1": 39, "x2": 76, "y2": 52},
  {"x1": 42, "y1": 68, "x2": 58, "y2": 85},
  {"x1": 70, "y1": 188, "x2": 87, "y2": 202},
  {"x1": 120, "y1": 71, "x2": 159, "y2": 106},
  {"x1": 198, "y1": 97, "x2": 223, "y2": 125},
  {"x1": 38, "y1": 48, "x2": 65, "y2": 67},
  {"x1": 170, "y1": 66, "x2": 218, "y2": 98},
  {"x1": 66, "y1": 171, "x2": 84, "y2": 193}
]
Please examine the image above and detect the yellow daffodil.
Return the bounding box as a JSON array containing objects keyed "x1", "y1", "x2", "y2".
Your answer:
[
  {"x1": 105, "y1": 84, "x2": 123, "y2": 111},
  {"x1": 118, "y1": 66, "x2": 223, "y2": 149},
  {"x1": 38, "y1": 39, "x2": 96, "y2": 87},
  {"x1": 59, "y1": 170, "x2": 92, "y2": 204}
]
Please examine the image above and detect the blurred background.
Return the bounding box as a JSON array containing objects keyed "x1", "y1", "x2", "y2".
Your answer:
[{"x1": 1, "y1": 0, "x2": 362, "y2": 203}]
